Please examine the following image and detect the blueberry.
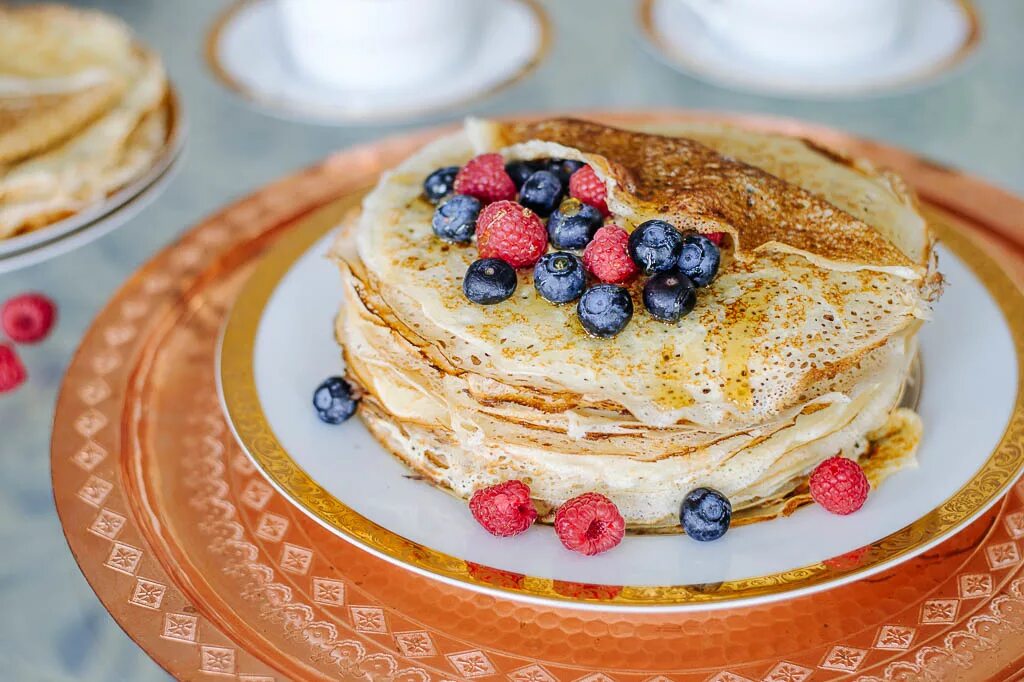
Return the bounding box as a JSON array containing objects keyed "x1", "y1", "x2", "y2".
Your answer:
[
  {"x1": 432, "y1": 194, "x2": 481, "y2": 243},
  {"x1": 677, "y1": 234, "x2": 721, "y2": 287},
  {"x1": 518, "y1": 170, "x2": 563, "y2": 217},
  {"x1": 313, "y1": 376, "x2": 359, "y2": 424},
  {"x1": 547, "y1": 198, "x2": 603, "y2": 250},
  {"x1": 577, "y1": 284, "x2": 633, "y2": 338},
  {"x1": 680, "y1": 487, "x2": 732, "y2": 542},
  {"x1": 534, "y1": 252, "x2": 586, "y2": 304},
  {"x1": 505, "y1": 160, "x2": 543, "y2": 190},
  {"x1": 627, "y1": 220, "x2": 684, "y2": 274},
  {"x1": 546, "y1": 158, "x2": 585, "y2": 184},
  {"x1": 423, "y1": 166, "x2": 459, "y2": 204},
  {"x1": 643, "y1": 271, "x2": 696, "y2": 322},
  {"x1": 463, "y1": 258, "x2": 517, "y2": 304}
]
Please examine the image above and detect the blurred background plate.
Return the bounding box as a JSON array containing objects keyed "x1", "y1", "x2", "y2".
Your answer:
[{"x1": 0, "y1": 85, "x2": 186, "y2": 269}]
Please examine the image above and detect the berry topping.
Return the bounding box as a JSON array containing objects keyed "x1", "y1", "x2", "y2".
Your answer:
[
  {"x1": 431, "y1": 194, "x2": 481, "y2": 243},
  {"x1": 706, "y1": 232, "x2": 725, "y2": 246},
  {"x1": 534, "y1": 252, "x2": 586, "y2": 304},
  {"x1": 582, "y1": 225, "x2": 638, "y2": 284},
  {"x1": 2, "y1": 293, "x2": 56, "y2": 344},
  {"x1": 577, "y1": 284, "x2": 633, "y2": 338},
  {"x1": 643, "y1": 271, "x2": 696, "y2": 322},
  {"x1": 463, "y1": 258, "x2": 518, "y2": 304},
  {"x1": 0, "y1": 344, "x2": 26, "y2": 393},
  {"x1": 545, "y1": 158, "x2": 586, "y2": 184},
  {"x1": 469, "y1": 480, "x2": 538, "y2": 537},
  {"x1": 554, "y1": 492, "x2": 625, "y2": 556},
  {"x1": 313, "y1": 376, "x2": 360, "y2": 424},
  {"x1": 423, "y1": 166, "x2": 459, "y2": 204},
  {"x1": 505, "y1": 160, "x2": 543, "y2": 190},
  {"x1": 680, "y1": 487, "x2": 732, "y2": 541},
  {"x1": 477, "y1": 200, "x2": 547, "y2": 268},
  {"x1": 518, "y1": 169, "x2": 563, "y2": 217},
  {"x1": 454, "y1": 153, "x2": 516, "y2": 203},
  {"x1": 677, "y1": 234, "x2": 721, "y2": 287},
  {"x1": 547, "y1": 198, "x2": 602, "y2": 250},
  {"x1": 628, "y1": 220, "x2": 684, "y2": 275},
  {"x1": 568, "y1": 165, "x2": 609, "y2": 216},
  {"x1": 810, "y1": 456, "x2": 870, "y2": 515}
]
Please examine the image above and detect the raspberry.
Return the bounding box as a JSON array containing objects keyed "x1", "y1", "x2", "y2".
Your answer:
[
  {"x1": 569, "y1": 165, "x2": 609, "y2": 216},
  {"x1": 2, "y1": 293, "x2": 56, "y2": 344},
  {"x1": 583, "y1": 225, "x2": 638, "y2": 284},
  {"x1": 810, "y1": 456, "x2": 870, "y2": 515},
  {"x1": 554, "y1": 492, "x2": 625, "y2": 556},
  {"x1": 0, "y1": 344, "x2": 26, "y2": 393},
  {"x1": 705, "y1": 232, "x2": 725, "y2": 246},
  {"x1": 469, "y1": 480, "x2": 538, "y2": 537},
  {"x1": 454, "y1": 153, "x2": 516, "y2": 204},
  {"x1": 476, "y1": 200, "x2": 547, "y2": 268}
]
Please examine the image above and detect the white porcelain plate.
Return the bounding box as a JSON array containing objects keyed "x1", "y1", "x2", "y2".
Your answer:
[
  {"x1": 219, "y1": 199, "x2": 1024, "y2": 611},
  {"x1": 638, "y1": 0, "x2": 980, "y2": 99}
]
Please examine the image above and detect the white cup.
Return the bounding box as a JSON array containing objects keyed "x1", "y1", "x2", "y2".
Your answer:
[
  {"x1": 677, "y1": 0, "x2": 912, "y2": 67},
  {"x1": 278, "y1": 0, "x2": 483, "y2": 90}
]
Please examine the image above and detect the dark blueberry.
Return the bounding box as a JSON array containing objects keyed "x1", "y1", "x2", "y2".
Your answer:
[
  {"x1": 547, "y1": 198, "x2": 603, "y2": 250},
  {"x1": 518, "y1": 170, "x2": 563, "y2": 217},
  {"x1": 577, "y1": 284, "x2": 633, "y2": 338},
  {"x1": 627, "y1": 220, "x2": 684, "y2": 274},
  {"x1": 313, "y1": 376, "x2": 359, "y2": 424},
  {"x1": 680, "y1": 487, "x2": 732, "y2": 542},
  {"x1": 643, "y1": 271, "x2": 696, "y2": 322},
  {"x1": 546, "y1": 158, "x2": 585, "y2": 184},
  {"x1": 534, "y1": 252, "x2": 586, "y2": 304},
  {"x1": 505, "y1": 160, "x2": 543, "y2": 190},
  {"x1": 463, "y1": 258, "x2": 517, "y2": 304},
  {"x1": 431, "y1": 194, "x2": 481, "y2": 243},
  {"x1": 677, "y1": 234, "x2": 721, "y2": 287},
  {"x1": 423, "y1": 166, "x2": 459, "y2": 204}
]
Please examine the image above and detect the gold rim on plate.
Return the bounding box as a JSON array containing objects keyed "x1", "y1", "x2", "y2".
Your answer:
[
  {"x1": 636, "y1": 0, "x2": 983, "y2": 98},
  {"x1": 204, "y1": 0, "x2": 552, "y2": 124},
  {"x1": 219, "y1": 195, "x2": 1024, "y2": 608}
]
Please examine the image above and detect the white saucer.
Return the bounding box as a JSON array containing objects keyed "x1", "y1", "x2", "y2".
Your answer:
[
  {"x1": 638, "y1": 0, "x2": 981, "y2": 99},
  {"x1": 0, "y1": 89, "x2": 187, "y2": 273},
  {"x1": 206, "y1": 0, "x2": 550, "y2": 124}
]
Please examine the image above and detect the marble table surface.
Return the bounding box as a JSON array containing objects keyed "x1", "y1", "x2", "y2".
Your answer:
[{"x1": 0, "y1": 0, "x2": 1021, "y2": 679}]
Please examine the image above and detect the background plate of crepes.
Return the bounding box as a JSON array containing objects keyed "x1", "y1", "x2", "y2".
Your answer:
[
  {"x1": 217, "y1": 113, "x2": 1024, "y2": 612},
  {"x1": 0, "y1": 5, "x2": 185, "y2": 268}
]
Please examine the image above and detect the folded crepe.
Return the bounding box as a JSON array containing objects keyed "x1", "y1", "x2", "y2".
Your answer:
[{"x1": 330, "y1": 118, "x2": 940, "y2": 529}]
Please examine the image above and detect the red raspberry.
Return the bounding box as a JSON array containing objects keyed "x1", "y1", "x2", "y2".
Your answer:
[
  {"x1": 2, "y1": 293, "x2": 56, "y2": 344},
  {"x1": 569, "y1": 165, "x2": 609, "y2": 216},
  {"x1": 554, "y1": 492, "x2": 625, "y2": 556},
  {"x1": 0, "y1": 344, "x2": 26, "y2": 393},
  {"x1": 454, "y1": 153, "x2": 516, "y2": 204},
  {"x1": 583, "y1": 225, "x2": 638, "y2": 284},
  {"x1": 469, "y1": 480, "x2": 538, "y2": 537},
  {"x1": 705, "y1": 232, "x2": 725, "y2": 246},
  {"x1": 810, "y1": 456, "x2": 870, "y2": 515},
  {"x1": 477, "y1": 200, "x2": 547, "y2": 268}
]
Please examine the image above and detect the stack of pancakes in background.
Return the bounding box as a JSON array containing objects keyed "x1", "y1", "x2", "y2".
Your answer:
[
  {"x1": 331, "y1": 118, "x2": 942, "y2": 531},
  {"x1": 0, "y1": 4, "x2": 169, "y2": 240}
]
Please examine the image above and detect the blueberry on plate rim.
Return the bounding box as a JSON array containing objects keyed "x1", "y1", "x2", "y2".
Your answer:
[
  {"x1": 463, "y1": 258, "x2": 518, "y2": 304},
  {"x1": 577, "y1": 284, "x2": 633, "y2": 338},
  {"x1": 423, "y1": 166, "x2": 459, "y2": 204},
  {"x1": 643, "y1": 271, "x2": 697, "y2": 322},
  {"x1": 627, "y1": 219, "x2": 684, "y2": 274},
  {"x1": 534, "y1": 252, "x2": 586, "y2": 304},
  {"x1": 680, "y1": 487, "x2": 732, "y2": 541},
  {"x1": 518, "y1": 169, "x2": 564, "y2": 217},
  {"x1": 431, "y1": 194, "x2": 481, "y2": 243},
  {"x1": 677, "y1": 233, "x2": 721, "y2": 287},
  {"x1": 313, "y1": 376, "x2": 360, "y2": 424},
  {"x1": 547, "y1": 197, "x2": 603, "y2": 250}
]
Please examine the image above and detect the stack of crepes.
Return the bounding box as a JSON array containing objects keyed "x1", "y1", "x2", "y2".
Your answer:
[
  {"x1": 330, "y1": 117, "x2": 942, "y2": 531},
  {"x1": 0, "y1": 4, "x2": 169, "y2": 240}
]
